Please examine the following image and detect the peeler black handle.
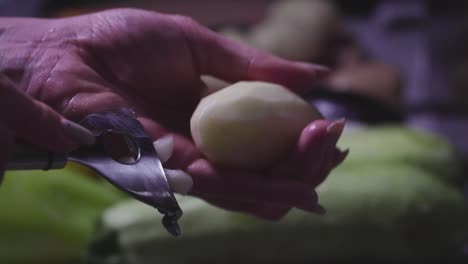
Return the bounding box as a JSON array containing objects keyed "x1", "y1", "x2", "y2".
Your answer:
[{"x1": 6, "y1": 141, "x2": 67, "y2": 171}]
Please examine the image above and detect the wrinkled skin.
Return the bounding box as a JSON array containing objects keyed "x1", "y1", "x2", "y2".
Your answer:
[{"x1": 0, "y1": 9, "x2": 347, "y2": 219}]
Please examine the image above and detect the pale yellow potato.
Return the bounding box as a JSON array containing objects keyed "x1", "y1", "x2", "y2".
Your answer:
[{"x1": 191, "y1": 81, "x2": 322, "y2": 169}]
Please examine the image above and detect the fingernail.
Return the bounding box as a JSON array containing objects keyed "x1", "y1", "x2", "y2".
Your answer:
[
  {"x1": 164, "y1": 169, "x2": 193, "y2": 195},
  {"x1": 326, "y1": 118, "x2": 346, "y2": 143},
  {"x1": 296, "y1": 203, "x2": 326, "y2": 214},
  {"x1": 295, "y1": 191, "x2": 319, "y2": 213},
  {"x1": 313, "y1": 204, "x2": 327, "y2": 215},
  {"x1": 258, "y1": 207, "x2": 290, "y2": 221},
  {"x1": 304, "y1": 63, "x2": 331, "y2": 78},
  {"x1": 299, "y1": 62, "x2": 330, "y2": 72},
  {"x1": 153, "y1": 135, "x2": 174, "y2": 164},
  {"x1": 296, "y1": 201, "x2": 327, "y2": 214},
  {"x1": 313, "y1": 64, "x2": 331, "y2": 72},
  {"x1": 61, "y1": 119, "x2": 95, "y2": 145},
  {"x1": 314, "y1": 66, "x2": 331, "y2": 79},
  {"x1": 334, "y1": 148, "x2": 350, "y2": 166}
]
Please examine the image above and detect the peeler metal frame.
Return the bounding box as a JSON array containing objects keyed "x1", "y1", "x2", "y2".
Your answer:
[{"x1": 7, "y1": 108, "x2": 183, "y2": 237}]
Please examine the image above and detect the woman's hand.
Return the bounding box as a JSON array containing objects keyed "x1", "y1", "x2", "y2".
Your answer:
[{"x1": 0, "y1": 8, "x2": 346, "y2": 219}]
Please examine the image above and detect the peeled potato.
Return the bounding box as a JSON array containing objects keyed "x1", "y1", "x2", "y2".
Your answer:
[{"x1": 190, "y1": 81, "x2": 322, "y2": 169}]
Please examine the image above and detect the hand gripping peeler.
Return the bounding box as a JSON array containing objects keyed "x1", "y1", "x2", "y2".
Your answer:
[{"x1": 6, "y1": 108, "x2": 183, "y2": 237}]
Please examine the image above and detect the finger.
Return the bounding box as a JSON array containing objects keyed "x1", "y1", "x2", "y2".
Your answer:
[
  {"x1": 270, "y1": 120, "x2": 331, "y2": 179},
  {"x1": 271, "y1": 119, "x2": 345, "y2": 188},
  {"x1": 333, "y1": 148, "x2": 349, "y2": 167},
  {"x1": 140, "y1": 117, "x2": 203, "y2": 170},
  {"x1": 163, "y1": 169, "x2": 193, "y2": 195},
  {"x1": 0, "y1": 123, "x2": 13, "y2": 183},
  {"x1": 309, "y1": 144, "x2": 338, "y2": 188},
  {"x1": 150, "y1": 128, "x2": 287, "y2": 217},
  {"x1": 196, "y1": 195, "x2": 292, "y2": 221},
  {"x1": 186, "y1": 159, "x2": 320, "y2": 212},
  {"x1": 170, "y1": 15, "x2": 330, "y2": 93},
  {"x1": 63, "y1": 87, "x2": 200, "y2": 169},
  {"x1": 153, "y1": 135, "x2": 194, "y2": 195},
  {"x1": 0, "y1": 75, "x2": 94, "y2": 152},
  {"x1": 63, "y1": 91, "x2": 132, "y2": 121},
  {"x1": 307, "y1": 148, "x2": 348, "y2": 188},
  {"x1": 153, "y1": 134, "x2": 174, "y2": 164},
  {"x1": 306, "y1": 119, "x2": 346, "y2": 187}
]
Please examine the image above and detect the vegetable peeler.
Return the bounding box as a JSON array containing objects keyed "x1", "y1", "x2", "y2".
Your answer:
[{"x1": 6, "y1": 108, "x2": 183, "y2": 237}]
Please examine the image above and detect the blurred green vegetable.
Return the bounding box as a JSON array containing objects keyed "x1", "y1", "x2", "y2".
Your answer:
[
  {"x1": 0, "y1": 163, "x2": 125, "y2": 264},
  {"x1": 89, "y1": 126, "x2": 467, "y2": 264},
  {"x1": 337, "y1": 126, "x2": 464, "y2": 186}
]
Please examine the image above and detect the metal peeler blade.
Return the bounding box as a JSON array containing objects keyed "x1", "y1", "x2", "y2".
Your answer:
[{"x1": 70, "y1": 108, "x2": 183, "y2": 236}]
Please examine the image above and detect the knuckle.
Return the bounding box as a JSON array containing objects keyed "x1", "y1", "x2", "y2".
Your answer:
[
  {"x1": 35, "y1": 100, "x2": 60, "y2": 127},
  {"x1": 170, "y1": 15, "x2": 199, "y2": 28},
  {"x1": 0, "y1": 73, "x2": 14, "y2": 98}
]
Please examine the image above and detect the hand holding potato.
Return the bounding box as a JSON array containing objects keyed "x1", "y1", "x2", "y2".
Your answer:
[{"x1": 0, "y1": 8, "x2": 346, "y2": 219}]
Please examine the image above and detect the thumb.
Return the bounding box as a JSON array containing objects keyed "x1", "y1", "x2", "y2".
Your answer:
[{"x1": 0, "y1": 75, "x2": 94, "y2": 153}]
